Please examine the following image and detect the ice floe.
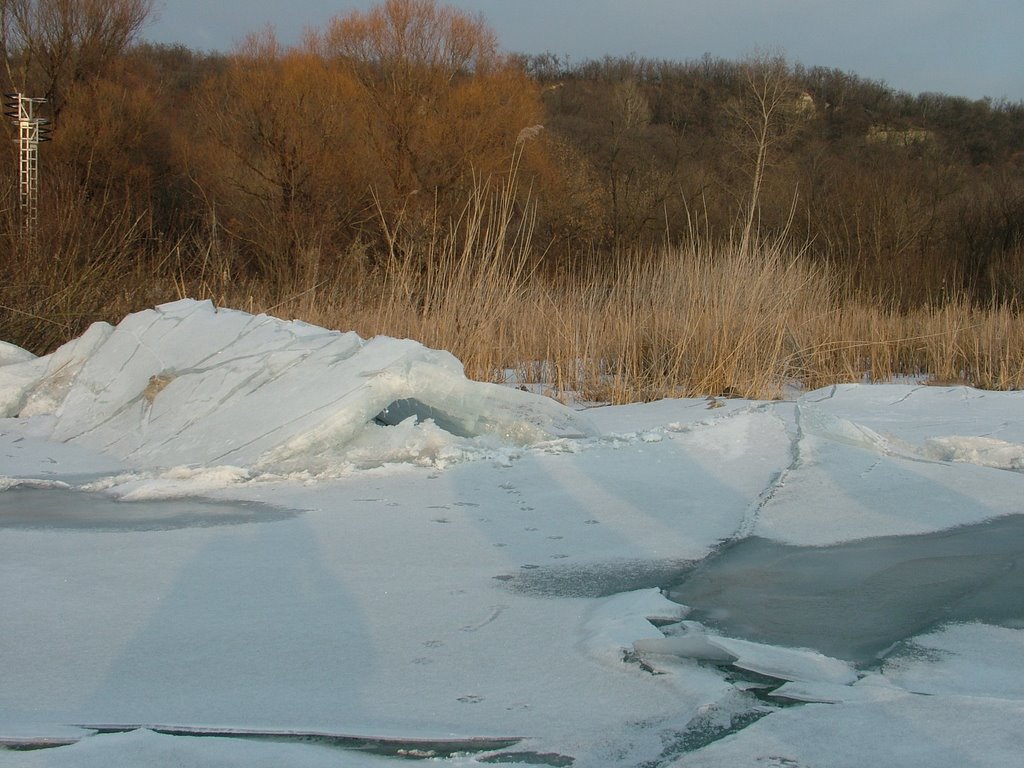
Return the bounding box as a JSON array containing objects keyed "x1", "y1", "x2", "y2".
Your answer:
[{"x1": 0, "y1": 300, "x2": 595, "y2": 476}]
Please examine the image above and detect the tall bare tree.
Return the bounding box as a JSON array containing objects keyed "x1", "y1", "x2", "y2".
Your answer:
[
  {"x1": 0, "y1": 0, "x2": 152, "y2": 117},
  {"x1": 727, "y1": 53, "x2": 798, "y2": 252}
]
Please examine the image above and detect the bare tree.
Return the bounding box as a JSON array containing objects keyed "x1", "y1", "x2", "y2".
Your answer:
[
  {"x1": 728, "y1": 53, "x2": 798, "y2": 252},
  {"x1": 1, "y1": 0, "x2": 153, "y2": 116}
]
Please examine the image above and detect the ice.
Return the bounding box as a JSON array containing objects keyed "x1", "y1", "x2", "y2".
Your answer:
[
  {"x1": 0, "y1": 321, "x2": 114, "y2": 418},
  {"x1": 580, "y1": 588, "x2": 689, "y2": 665},
  {"x1": 768, "y1": 679, "x2": 888, "y2": 704},
  {"x1": 923, "y1": 435, "x2": 1024, "y2": 472},
  {"x1": 752, "y1": 388, "x2": 1024, "y2": 546},
  {"x1": 1, "y1": 417, "x2": 128, "y2": 481},
  {"x1": 882, "y1": 622, "x2": 1024, "y2": 699},
  {"x1": 797, "y1": 383, "x2": 1024, "y2": 475},
  {"x1": 635, "y1": 630, "x2": 740, "y2": 664},
  {"x1": 800, "y1": 382, "x2": 1024, "y2": 445},
  {"x1": 0, "y1": 727, "x2": 390, "y2": 768},
  {"x1": 0, "y1": 340, "x2": 35, "y2": 367},
  {"x1": 97, "y1": 465, "x2": 255, "y2": 501},
  {"x1": 0, "y1": 300, "x2": 595, "y2": 475},
  {"x1": 3, "y1": 304, "x2": 1024, "y2": 767},
  {"x1": 634, "y1": 624, "x2": 857, "y2": 685},
  {"x1": 674, "y1": 692, "x2": 1024, "y2": 768}
]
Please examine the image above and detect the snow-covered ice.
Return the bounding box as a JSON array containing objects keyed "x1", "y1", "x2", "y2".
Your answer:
[{"x1": 2, "y1": 300, "x2": 1023, "y2": 767}]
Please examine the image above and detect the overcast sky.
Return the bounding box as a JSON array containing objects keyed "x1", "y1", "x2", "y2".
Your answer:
[{"x1": 143, "y1": 1, "x2": 1024, "y2": 102}]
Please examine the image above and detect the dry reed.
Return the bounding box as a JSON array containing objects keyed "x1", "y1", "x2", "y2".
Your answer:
[
  {"x1": 200, "y1": 214, "x2": 1022, "y2": 403},
  {"x1": 3, "y1": 174, "x2": 1022, "y2": 403}
]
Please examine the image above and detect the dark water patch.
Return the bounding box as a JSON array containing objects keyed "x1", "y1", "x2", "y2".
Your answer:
[
  {"x1": 374, "y1": 397, "x2": 475, "y2": 437},
  {"x1": 668, "y1": 515, "x2": 1024, "y2": 665},
  {"x1": 496, "y1": 558, "x2": 698, "y2": 598},
  {"x1": 0, "y1": 737, "x2": 82, "y2": 751},
  {"x1": 480, "y1": 751, "x2": 575, "y2": 766},
  {"x1": 0, "y1": 487, "x2": 302, "y2": 531},
  {"x1": 637, "y1": 704, "x2": 775, "y2": 768},
  {"x1": 32, "y1": 725, "x2": 521, "y2": 759}
]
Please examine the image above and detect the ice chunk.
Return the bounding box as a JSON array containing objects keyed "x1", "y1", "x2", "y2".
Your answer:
[
  {"x1": 0, "y1": 322, "x2": 113, "y2": 417},
  {"x1": 802, "y1": 393, "x2": 1024, "y2": 473},
  {"x1": 634, "y1": 623, "x2": 857, "y2": 685},
  {"x1": 634, "y1": 629, "x2": 739, "y2": 664},
  {"x1": 0, "y1": 340, "x2": 35, "y2": 367},
  {"x1": 923, "y1": 435, "x2": 1024, "y2": 472},
  {"x1": 770, "y1": 680, "x2": 860, "y2": 703},
  {"x1": 0, "y1": 724, "x2": 93, "y2": 750},
  {"x1": 798, "y1": 402, "x2": 896, "y2": 452},
  {"x1": 1, "y1": 300, "x2": 596, "y2": 471},
  {"x1": 580, "y1": 589, "x2": 689, "y2": 665},
  {"x1": 768, "y1": 677, "x2": 913, "y2": 704}
]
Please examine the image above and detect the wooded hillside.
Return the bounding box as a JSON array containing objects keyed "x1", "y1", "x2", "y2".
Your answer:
[{"x1": 2, "y1": 0, "x2": 1021, "y2": 398}]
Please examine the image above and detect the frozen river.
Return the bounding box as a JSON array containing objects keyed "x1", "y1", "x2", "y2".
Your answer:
[{"x1": 3, "y1": 300, "x2": 1023, "y2": 766}]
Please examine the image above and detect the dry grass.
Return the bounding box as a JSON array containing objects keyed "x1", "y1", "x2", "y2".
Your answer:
[
  {"x1": 203, "y1": 225, "x2": 1023, "y2": 403},
  {"x1": 0, "y1": 185, "x2": 169, "y2": 353},
  {"x1": 793, "y1": 300, "x2": 1024, "y2": 393},
  {"x1": 3, "y1": 175, "x2": 1022, "y2": 403}
]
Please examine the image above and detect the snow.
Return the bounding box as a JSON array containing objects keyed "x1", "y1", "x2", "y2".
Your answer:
[
  {"x1": 751, "y1": 390, "x2": 1024, "y2": 546},
  {"x1": 674, "y1": 693, "x2": 1024, "y2": 768},
  {"x1": 881, "y1": 622, "x2": 1024, "y2": 699},
  {"x1": 1, "y1": 300, "x2": 1023, "y2": 767}
]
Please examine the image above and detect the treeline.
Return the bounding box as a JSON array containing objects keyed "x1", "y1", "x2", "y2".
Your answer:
[
  {"x1": 523, "y1": 52, "x2": 1024, "y2": 303},
  {"x1": 2, "y1": 0, "x2": 1023, "y2": 355}
]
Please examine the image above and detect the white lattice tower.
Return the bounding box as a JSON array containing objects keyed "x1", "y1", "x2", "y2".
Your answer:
[{"x1": 5, "y1": 93, "x2": 49, "y2": 241}]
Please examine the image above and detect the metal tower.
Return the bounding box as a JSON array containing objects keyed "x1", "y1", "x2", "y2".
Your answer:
[{"x1": 4, "y1": 93, "x2": 50, "y2": 241}]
